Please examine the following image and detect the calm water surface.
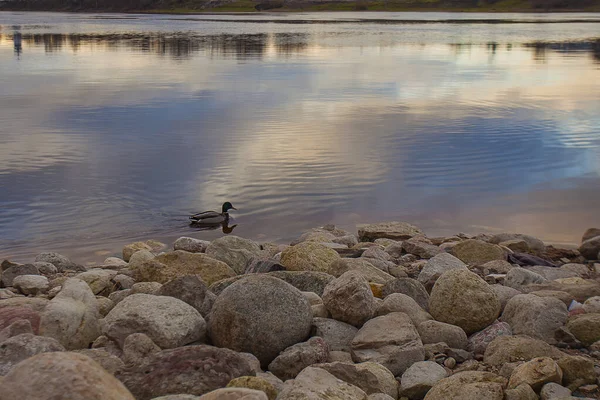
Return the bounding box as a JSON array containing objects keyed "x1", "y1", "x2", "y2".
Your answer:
[{"x1": 1, "y1": 11, "x2": 600, "y2": 263}]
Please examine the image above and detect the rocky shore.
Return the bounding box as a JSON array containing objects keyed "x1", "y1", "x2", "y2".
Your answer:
[{"x1": 1, "y1": 222, "x2": 600, "y2": 400}]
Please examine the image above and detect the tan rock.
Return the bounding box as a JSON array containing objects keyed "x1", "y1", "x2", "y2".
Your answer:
[
  {"x1": 280, "y1": 242, "x2": 340, "y2": 273},
  {"x1": 508, "y1": 357, "x2": 562, "y2": 392},
  {"x1": 423, "y1": 371, "x2": 505, "y2": 400}
]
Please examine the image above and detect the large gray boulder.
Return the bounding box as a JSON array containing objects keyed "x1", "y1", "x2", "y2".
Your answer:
[
  {"x1": 39, "y1": 278, "x2": 101, "y2": 350},
  {"x1": 35, "y1": 252, "x2": 84, "y2": 272},
  {"x1": 375, "y1": 293, "x2": 433, "y2": 326},
  {"x1": 103, "y1": 293, "x2": 205, "y2": 349},
  {"x1": 174, "y1": 237, "x2": 210, "y2": 253},
  {"x1": 205, "y1": 236, "x2": 262, "y2": 275},
  {"x1": 316, "y1": 362, "x2": 399, "y2": 399},
  {"x1": 351, "y1": 312, "x2": 425, "y2": 376},
  {"x1": 381, "y1": 278, "x2": 430, "y2": 311},
  {"x1": 0, "y1": 333, "x2": 65, "y2": 375},
  {"x1": 483, "y1": 335, "x2": 565, "y2": 366},
  {"x1": 400, "y1": 361, "x2": 447, "y2": 399},
  {"x1": 429, "y1": 269, "x2": 500, "y2": 334},
  {"x1": 268, "y1": 337, "x2": 329, "y2": 380},
  {"x1": 157, "y1": 275, "x2": 215, "y2": 317},
  {"x1": 504, "y1": 267, "x2": 546, "y2": 290},
  {"x1": 423, "y1": 371, "x2": 505, "y2": 400},
  {"x1": 117, "y1": 345, "x2": 255, "y2": 400},
  {"x1": 208, "y1": 275, "x2": 312, "y2": 367},
  {"x1": 358, "y1": 222, "x2": 423, "y2": 242},
  {"x1": 501, "y1": 294, "x2": 567, "y2": 344},
  {"x1": 417, "y1": 320, "x2": 468, "y2": 350},
  {"x1": 311, "y1": 317, "x2": 358, "y2": 352},
  {"x1": 450, "y1": 240, "x2": 506, "y2": 265},
  {"x1": 578, "y1": 235, "x2": 600, "y2": 260},
  {"x1": 322, "y1": 271, "x2": 376, "y2": 327},
  {"x1": 418, "y1": 253, "x2": 467, "y2": 285},
  {"x1": 277, "y1": 366, "x2": 368, "y2": 399},
  {"x1": 329, "y1": 258, "x2": 395, "y2": 284},
  {"x1": 1, "y1": 264, "x2": 40, "y2": 287},
  {"x1": 2, "y1": 352, "x2": 135, "y2": 400}
]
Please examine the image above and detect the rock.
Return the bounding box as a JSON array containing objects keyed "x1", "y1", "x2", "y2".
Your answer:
[
  {"x1": 3, "y1": 352, "x2": 135, "y2": 399},
  {"x1": 123, "y1": 240, "x2": 165, "y2": 262},
  {"x1": 74, "y1": 348, "x2": 125, "y2": 374},
  {"x1": 39, "y1": 278, "x2": 101, "y2": 350},
  {"x1": 500, "y1": 239, "x2": 531, "y2": 253},
  {"x1": 35, "y1": 252, "x2": 85, "y2": 272},
  {"x1": 501, "y1": 294, "x2": 568, "y2": 344},
  {"x1": 381, "y1": 278, "x2": 430, "y2": 311},
  {"x1": 205, "y1": 236, "x2": 262, "y2": 275},
  {"x1": 245, "y1": 259, "x2": 285, "y2": 274},
  {"x1": 117, "y1": 345, "x2": 255, "y2": 400},
  {"x1": 91, "y1": 335, "x2": 122, "y2": 358},
  {"x1": 527, "y1": 266, "x2": 579, "y2": 281},
  {"x1": 227, "y1": 376, "x2": 278, "y2": 400},
  {"x1": 582, "y1": 228, "x2": 600, "y2": 243},
  {"x1": 566, "y1": 313, "x2": 600, "y2": 345},
  {"x1": 582, "y1": 296, "x2": 600, "y2": 313},
  {"x1": 329, "y1": 258, "x2": 394, "y2": 284},
  {"x1": 579, "y1": 236, "x2": 600, "y2": 260},
  {"x1": 0, "y1": 306, "x2": 41, "y2": 333},
  {"x1": 450, "y1": 240, "x2": 506, "y2": 265},
  {"x1": 490, "y1": 285, "x2": 521, "y2": 311},
  {"x1": 311, "y1": 304, "x2": 329, "y2": 318},
  {"x1": 402, "y1": 239, "x2": 442, "y2": 259},
  {"x1": 103, "y1": 257, "x2": 128, "y2": 268},
  {"x1": 489, "y1": 233, "x2": 546, "y2": 254},
  {"x1": 12, "y1": 275, "x2": 49, "y2": 295},
  {"x1": 132, "y1": 251, "x2": 237, "y2": 285},
  {"x1": 174, "y1": 237, "x2": 210, "y2": 253},
  {"x1": 113, "y1": 274, "x2": 135, "y2": 289},
  {"x1": 417, "y1": 320, "x2": 468, "y2": 350},
  {"x1": 429, "y1": 269, "x2": 501, "y2": 334},
  {"x1": 481, "y1": 260, "x2": 514, "y2": 274},
  {"x1": 157, "y1": 275, "x2": 215, "y2": 317},
  {"x1": 467, "y1": 321, "x2": 512, "y2": 355},
  {"x1": 268, "y1": 337, "x2": 329, "y2": 380},
  {"x1": 151, "y1": 396, "x2": 201, "y2": 400},
  {"x1": 316, "y1": 361, "x2": 398, "y2": 399},
  {"x1": 368, "y1": 395, "x2": 395, "y2": 400},
  {"x1": 444, "y1": 357, "x2": 456, "y2": 369},
  {"x1": 266, "y1": 271, "x2": 335, "y2": 297},
  {"x1": 508, "y1": 252, "x2": 558, "y2": 268},
  {"x1": 530, "y1": 290, "x2": 574, "y2": 307},
  {"x1": 74, "y1": 269, "x2": 117, "y2": 295},
  {"x1": 1, "y1": 264, "x2": 39, "y2": 287},
  {"x1": 0, "y1": 333, "x2": 65, "y2": 375},
  {"x1": 505, "y1": 383, "x2": 538, "y2": 400},
  {"x1": 556, "y1": 355, "x2": 596, "y2": 387},
  {"x1": 418, "y1": 253, "x2": 467, "y2": 285},
  {"x1": 423, "y1": 371, "x2": 505, "y2": 400},
  {"x1": 199, "y1": 388, "x2": 268, "y2": 399},
  {"x1": 277, "y1": 366, "x2": 368, "y2": 399},
  {"x1": 540, "y1": 383, "x2": 571, "y2": 400},
  {"x1": 280, "y1": 242, "x2": 341, "y2": 273},
  {"x1": 523, "y1": 280, "x2": 600, "y2": 303},
  {"x1": 483, "y1": 335, "x2": 565, "y2": 366},
  {"x1": 311, "y1": 317, "x2": 358, "y2": 352},
  {"x1": 351, "y1": 312, "x2": 424, "y2": 376},
  {"x1": 96, "y1": 296, "x2": 115, "y2": 316},
  {"x1": 123, "y1": 332, "x2": 161, "y2": 366},
  {"x1": 322, "y1": 271, "x2": 376, "y2": 327},
  {"x1": 508, "y1": 357, "x2": 563, "y2": 391},
  {"x1": 257, "y1": 371, "x2": 285, "y2": 394},
  {"x1": 361, "y1": 246, "x2": 393, "y2": 262},
  {"x1": 0, "y1": 297, "x2": 49, "y2": 312},
  {"x1": 358, "y1": 222, "x2": 423, "y2": 242},
  {"x1": 208, "y1": 275, "x2": 312, "y2": 367},
  {"x1": 375, "y1": 293, "x2": 433, "y2": 326},
  {"x1": 103, "y1": 293, "x2": 205, "y2": 349},
  {"x1": 400, "y1": 361, "x2": 447, "y2": 399},
  {"x1": 132, "y1": 281, "x2": 163, "y2": 294},
  {"x1": 0, "y1": 319, "x2": 33, "y2": 342},
  {"x1": 109, "y1": 288, "x2": 132, "y2": 304}
]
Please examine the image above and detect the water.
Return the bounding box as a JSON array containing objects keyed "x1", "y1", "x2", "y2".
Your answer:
[{"x1": 1, "y1": 11, "x2": 599, "y2": 264}]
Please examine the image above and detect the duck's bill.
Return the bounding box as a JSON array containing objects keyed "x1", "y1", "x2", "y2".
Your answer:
[{"x1": 231, "y1": 207, "x2": 237, "y2": 210}]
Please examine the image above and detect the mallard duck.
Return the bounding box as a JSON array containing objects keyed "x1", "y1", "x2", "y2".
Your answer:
[{"x1": 189, "y1": 202, "x2": 237, "y2": 224}]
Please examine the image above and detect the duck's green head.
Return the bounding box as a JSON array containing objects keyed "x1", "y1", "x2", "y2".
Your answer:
[{"x1": 222, "y1": 202, "x2": 237, "y2": 213}]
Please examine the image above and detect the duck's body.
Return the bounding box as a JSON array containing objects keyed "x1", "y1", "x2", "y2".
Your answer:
[{"x1": 189, "y1": 202, "x2": 236, "y2": 224}]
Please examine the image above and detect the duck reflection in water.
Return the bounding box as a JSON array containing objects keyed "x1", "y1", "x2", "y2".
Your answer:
[{"x1": 189, "y1": 220, "x2": 237, "y2": 234}]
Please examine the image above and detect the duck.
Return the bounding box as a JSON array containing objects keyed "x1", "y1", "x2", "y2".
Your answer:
[{"x1": 189, "y1": 202, "x2": 237, "y2": 224}]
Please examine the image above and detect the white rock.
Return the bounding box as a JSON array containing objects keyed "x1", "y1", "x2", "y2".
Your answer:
[{"x1": 12, "y1": 275, "x2": 49, "y2": 295}]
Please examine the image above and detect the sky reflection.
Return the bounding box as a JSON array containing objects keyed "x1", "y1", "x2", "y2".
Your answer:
[{"x1": 0, "y1": 12, "x2": 599, "y2": 262}]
